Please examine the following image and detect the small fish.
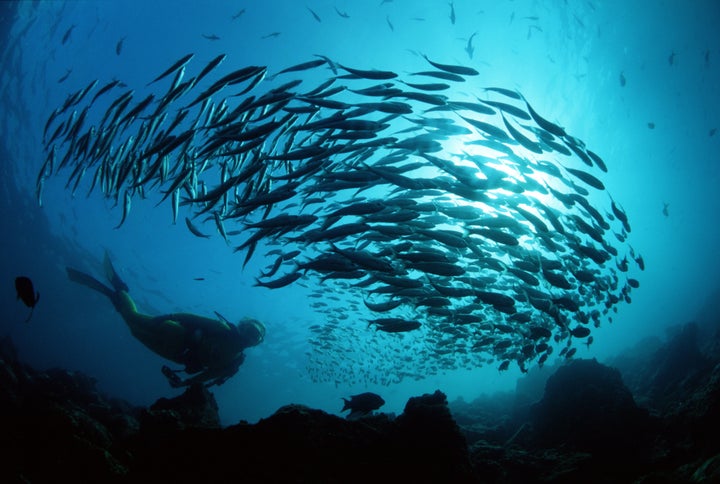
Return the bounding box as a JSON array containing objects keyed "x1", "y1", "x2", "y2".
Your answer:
[
  {"x1": 647, "y1": 122, "x2": 655, "y2": 129},
  {"x1": 115, "y1": 36, "x2": 126, "y2": 56},
  {"x1": 334, "y1": 7, "x2": 350, "y2": 18},
  {"x1": 193, "y1": 277, "x2": 205, "y2": 281},
  {"x1": 570, "y1": 326, "x2": 591, "y2": 338},
  {"x1": 422, "y1": 55, "x2": 478, "y2": 76},
  {"x1": 58, "y1": 69, "x2": 72, "y2": 83},
  {"x1": 271, "y1": 59, "x2": 326, "y2": 78},
  {"x1": 262, "y1": 32, "x2": 281, "y2": 39},
  {"x1": 147, "y1": 53, "x2": 194, "y2": 86},
  {"x1": 668, "y1": 51, "x2": 676, "y2": 65},
  {"x1": 449, "y1": 2, "x2": 456, "y2": 24},
  {"x1": 254, "y1": 271, "x2": 302, "y2": 289},
  {"x1": 709, "y1": 127, "x2": 717, "y2": 137},
  {"x1": 202, "y1": 33, "x2": 220, "y2": 41},
  {"x1": 61, "y1": 25, "x2": 75, "y2": 45},
  {"x1": 185, "y1": 216, "x2": 211, "y2": 238},
  {"x1": 662, "y1": 202, "x2": 669, "y2": 217},
  {"x1": 232, "y1": 9, "x2": 246, "y2": 20},
  {"x1": 15, "y1": 276, "x2": 40, "y2": 323},
  {"x1": 307, "y1": 7, "x2": 321, "y2": 22},
  {"x1": 338, "y1": 64, "x2": 397, "y2": 80},
  {"x1": 195, "y1": 54, "x2": 227, "y2": 85},
  {"x1": 115, "y1": 190, "x2": 131, "y2": 229},
  {"x1": 386, "y1": 15, "x2": 394, "y2": 31},
  {"x1": 465, "y1": 32, "x2": 477, "y2": 59},
  {"x1": 619, "y1": 71, "x2": 626, "y2": 87}
]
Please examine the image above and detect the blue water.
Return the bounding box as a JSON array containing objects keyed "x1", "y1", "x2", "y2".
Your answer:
[{"x1": 1, "y1": 0, "x2": 719, "y2": 426}]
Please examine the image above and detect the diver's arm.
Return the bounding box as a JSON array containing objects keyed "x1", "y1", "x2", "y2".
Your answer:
[{"x1": 163, "y1": 353, "x2": 245, "y2": 388}]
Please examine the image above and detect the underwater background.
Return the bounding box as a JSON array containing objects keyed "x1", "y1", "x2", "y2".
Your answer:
[{"x1": 0, "y1": 0, "x2": 719, "y2": 428}]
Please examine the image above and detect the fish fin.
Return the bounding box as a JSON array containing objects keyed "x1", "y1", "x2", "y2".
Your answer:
[
  {"x1": 24, "y1": 306, "x2": 34, "y2": 323},
  {"x1": 341, "y1": 397, "x2": 350, "y2": 412},
  {"x1": 66, "y1": 267, "x2": 115, "y2": 300}
]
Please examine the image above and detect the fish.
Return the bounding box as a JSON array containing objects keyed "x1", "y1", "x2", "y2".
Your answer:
[
  {"x1": 422, "y1": 55, "x2": 479, "y2": 76},
  {"x1": 307, "y1": 7, "x2": 321, "y2": 22},
  {"x1": 619, "y1": 71, "x2": 626, "y2": 87},
  {"x1": 194, "y1": 54, "x2": 227, "y2": 87},
  {"x1": 61, "y1": 25, "x2": 75, "y2": 45},
  {"x1": 116, "y1": 36, "x2": 126, "y2": 56},
  {"x1": 231, "y1": 9, "x2": 246, "y2": 20},
  {"x1": 449, "y1": 2, "x2": 456, "y2": 24},
  {"x1": 402, "y1": 81, "x2": 450, "y2": 91},
  {"x1": 338, "y1": 64, "x2": 397, "y2": 80},
  {"x1": 254, "y1": 271, "x2": 302, "y2": 289},
  {"x1": 115, "y1": 190, "x2": 131, "y2": 229},
  {"x1": 271, "y1": 59, "x2": 326, "y2": 79},
  {"x1": 15, "y1": 276, "x2": 40, "y2": 323},
  {"x1": 412, "y1": 70, "x2": 466, "y2": 82},
  {"x1": 334, "y1": 7, "x2": 350, "y2": 18},
  {"x1": 185, "y1": 217, "x2": 211, "y2": 238},
  {"x1": 202, "y1": 33, "x2": 220, "y2": 41},
  {"x1": 565, "y1": 167, "x2": 605, "y2": 190},
  {"x1": 147, "y1": 53, "x2": 194, "y2": 86},
  {"x1": 386, "y1": 16, "x2": 394, "y2": 32},
  {"x1": 341, "y1": 392, "x2": 385, "y2": 417},
  {"x1": 363, "y1": 297, "x2": 403, "y2": 312},
  {"x1": 58, "y1": 69, "x2": 72, "y2": 83},
  {"x1": 465, "y1": 32, "x2": 477, "y2": 59}
]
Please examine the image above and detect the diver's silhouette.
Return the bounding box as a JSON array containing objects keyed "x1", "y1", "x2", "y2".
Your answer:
[{"x1": 67, "y1": 252, "x2": 264, "y2": 388}]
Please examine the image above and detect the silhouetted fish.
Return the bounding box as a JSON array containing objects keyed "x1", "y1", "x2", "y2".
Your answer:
[
  {"x1": 341, "y1": 392, "x2": 385, "y2": 417},
  {"x1": 15, "y1": 276, "x2": 40, "y2": 323}
]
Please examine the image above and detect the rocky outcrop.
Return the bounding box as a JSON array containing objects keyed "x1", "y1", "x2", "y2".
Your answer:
[
  {"x1": 0, "y1": 338, "x2": 474, "y2": 483},
  {"x1": 4, "y1": 320, "x2": 720, "y2": 483}
]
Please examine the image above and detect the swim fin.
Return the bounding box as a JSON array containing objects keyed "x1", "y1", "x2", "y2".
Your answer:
[
  {"x1": 103, "y1": 250, "x2": 129, "y2": 293},
  {"x1": 66, "y1": 267, "x2": 115, "y2": 300}
]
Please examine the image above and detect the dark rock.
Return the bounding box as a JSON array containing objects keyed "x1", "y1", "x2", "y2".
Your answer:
[
  {"x1": 530, "y1": 359, "x2": 654, "y2": 456},
  {"x1": 144, "y1": 383, "x2": 221, "y2": 430},
  {"x1": 0, "y1": 345, "x2": 475, "y2": 483},
  {"x1": 394, "y1": 390, "x2": 474, "y2": 482},
  {"x1": 3, "y1": 322, "x2": 720, "y2": 484}
]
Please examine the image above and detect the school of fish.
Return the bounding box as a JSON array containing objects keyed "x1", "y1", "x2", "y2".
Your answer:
[{"x1": 38, "y1": 52, "x2": 643, "y2": 384}]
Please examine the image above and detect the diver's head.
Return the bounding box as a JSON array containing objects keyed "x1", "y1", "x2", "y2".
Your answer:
[{"x1": 236, "y1": 317, "x2": 265, "y2": 347}]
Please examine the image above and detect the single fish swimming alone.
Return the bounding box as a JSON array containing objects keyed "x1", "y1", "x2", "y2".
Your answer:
[
  {"x1": 15, "y1": 276, "x2": 40, "y2": 323},
  {"x1": 341, "y1": 392, "x2": 385, "y2": 418}
]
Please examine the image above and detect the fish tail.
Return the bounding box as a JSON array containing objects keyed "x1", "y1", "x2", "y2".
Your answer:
[
  {"x1": 66, "y1": 267, "x2": 115, "y2": 301},
  {"x1": 341, "y1": 397, "x2": 350, "y2": 412},
  {"x1": 24, "y1": 306, "x2": 34, "y2": 323}
]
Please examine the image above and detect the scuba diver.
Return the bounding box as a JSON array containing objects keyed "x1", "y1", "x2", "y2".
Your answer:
[{"x1": 66, "y1": 252, "x2": 265, "y2": 388}]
